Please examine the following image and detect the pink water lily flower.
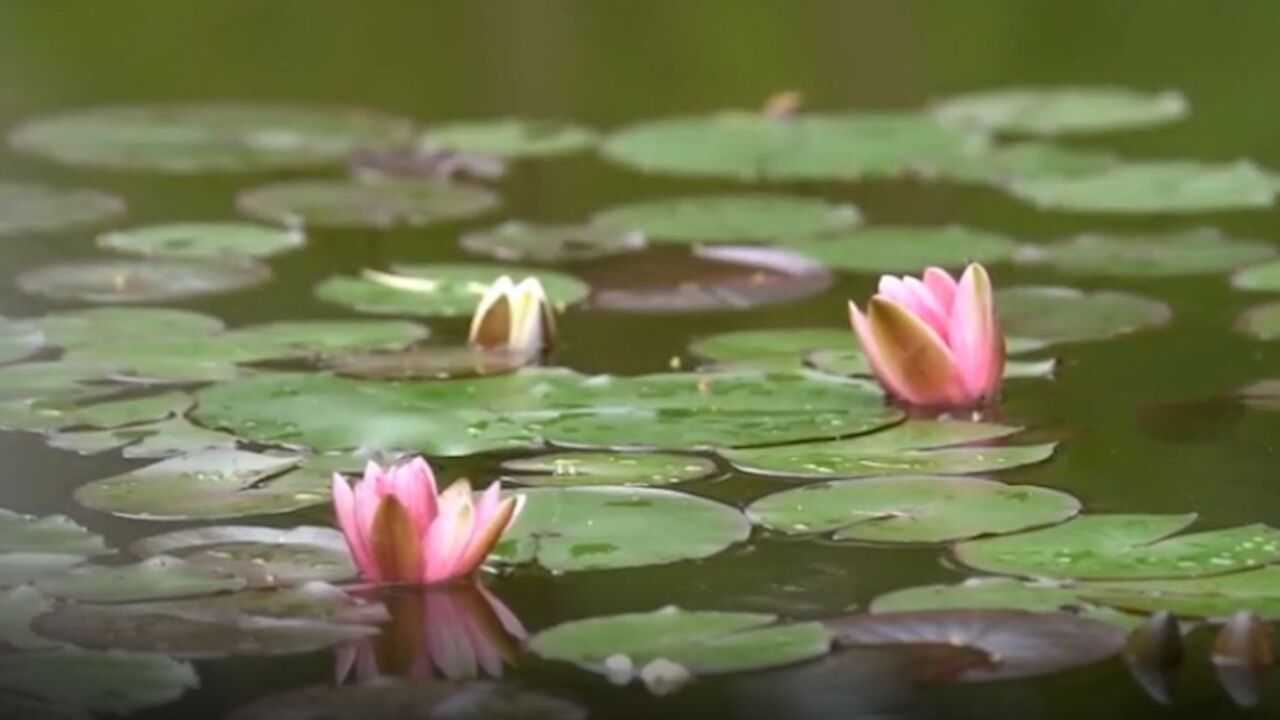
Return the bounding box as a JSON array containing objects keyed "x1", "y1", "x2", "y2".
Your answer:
[
  {"x1": 332, "y1": 457, "x2": 522, "y2": 585},
  {"x1": 848, "y1": 263, "x2": 1005, "y2": 408}
]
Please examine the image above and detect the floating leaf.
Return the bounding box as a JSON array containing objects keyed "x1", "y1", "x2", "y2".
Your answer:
[
  {"x1": 499, "y1": 452, "x2": 717, "y2": 487},
  {"x1": 786, "y1": 226, "x2": 1019, "y2": 273},
  {"x1": 869, "y1": 578, "x2": 1140, "y2": 628},
  {"x1": 420, "y1": 118, "x2": 597, "y2": 158},
  {"x1": 529, "y1": 607, "x2": 831, "y2": 678},
  {"x1": 325, "y1": 345, "x2": 526, "y2": 380},
  {"x1": 18, "y1": 258, "x2": 271, "y2": 303},
  {"x1": 689, "y1": 327, "x2": 856, "y2": 370},
  {"x1": 826, "y1": 609, "x2": 1125, "y2": 681},
  {"x1": 1008, "y1": 161, "x2": 1276, "y2": 214},
  {"x1": 37, "y1": 307, "x2": 224, "y2": 349},
  {"x1": 10, "y1": 103, "x2": 413, "y2": 172},
  {"x1": 1233, "y1": 302, "x2": 1280, "y2": 340},
  {"x1": 237, "y1": 178, "x2": 497, "y2": 229},
  {"x1": 0, "y1": 508, "x2": 108, "y2": 557},
  {"x1": 1231, "y1": 259, "x2": 1280, "y2": 292},
  {"x1": 997, "y1": 286, "x2": 1171, "y2": 345},
  {"x1": 922, "y1": 141, "x2": 1121, "y2": 184},
  {"x1": 34, "y1": 555, "x2": 245, "y2": 603},
  {"x1": 0, "y1": 646, "x2": 197, "y2": 715},
  {"x1": 131, "y1": 526, "x2": 355, "y2": 588},
  {"x1": 1019, "y1": 228, "x2": 1273, "y2": 277},
  {"x1": 0, "y1": 390, "x2": 191, "y2": 433},
  {"x1": 0, "y1": 318, "x2": 43, "y2": 365},
  {"x1": 931, "y1": 87, "x2": 1188, "y2": 136},
  {"x1": 0, "y1": 360, "x2": 124, "y2": 404},
  {"x1": 48, "y1": 417, "x2": 239, "y2": 459},
  {"x1": 461, "y1": 221, "x2": 645, "y2": 262},
  {"x1": 493, "y1": 487, "x2": 750, "y2": 572},
  {"x1": 0, "y1": 181, "x2": 125, "y2": 237},
  {"x1": 115, "y1": 580, "x2": 386, "y2": 626},
  {"x1": 592, "y1": 194, "x2": 859, "y2": 244},
  {"x1": 720, "y1": 420, "x2": 1053, "y2": 479},
  {"x1": 746, "y1": 475, "x2": 1079, "y2": 544},
  {"x1": 1079, "y1": 567, "x2": 1280, "y2": 619},
  {"x1": 0, "y1": 586, "x2": 57, "y2": 649},
  {"x1": 228, "y1": 680, "x2": 587, "y2": 720},
  {"x1": 316, "y1": 263, "x2": 588, "y2": 318},
  {"x1": 955, "y1": 514, "x2": 1280, "y2": 580},
  {"x1": 98, "y1": 222, "x2": 304, "y2": 260},
  {"x1": 0, "y1": 554, "x2": 89, "y2": 588}
]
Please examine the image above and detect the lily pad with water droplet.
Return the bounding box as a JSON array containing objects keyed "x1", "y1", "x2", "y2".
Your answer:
[
  {"x1": 870, "y1": 577, "x2": 1141, "y2": 628},
  {"x1": 826, "y1": 609, "x2": 1125, "y2": 682},
  {"x1": 237, "y1": 178, "x2": 498, "y2": 229},
  {"x1": 0, "y1": 645, "x2": 198, "y2": 715},
  {"x1": 529, "y1": 606, "x2": 831, "y2": 677},
  {"x1": 493, "y1": 487, "x2": 751, "y2": 572},
  {"x1": 1019, "y1": 228, "x2": 1274, "y2": 277},
  {"x1": 0, "y1": 318, "x2": 43, "y2": 365},
  {"x1": 18, "y1": 258, "x2": 272, "y2": 303},
  {"x1": 461, "y1": 221, "x2": 646, "y2": 262},
  {"x1": 0, "y1": 181, "x2": 126, "y2": 237},
  {"x1": 130, "y1": 526, "x2": 355, "y2": 588},
  {"x1": 34, "y1": 555, "x2": 245, "y2": 603},
  {"x1": 1008, "y1": 160, "x2": 1277, "y2": 214},
  {"x1": 602, "y1": 111, "x2": 987, "y2": 181},
  {"x1": 325, "y1": 345, "x2": 527, "y2": 380},
  {"x1": 997, "y1": 286, "x2": 1172, "y2": 345},
  {"x1": 955, "y1": 514, "x2": 1280, "y2": 580},
  {"x1": 47, "y1": 416, "x2": 239, "y2": 459},
  {"x1": 1077, "y1": 567, "x2": 1280, "y2": 620},
  {"x1": 0, "y1": 390, "x2": 191, "y2": 434},
  {"x1": 420, "y1": 118, "x2": 597, "y2": 158},
  {"x1": 931, "y1": 87, "x2": 1188, "y2": 136},
  {"x1": 499, "y1": 451, "x2": 717, "y2": 487},
  {"x1": 720, "y1": 420, "x2": 1054, "y2": 479},
  {"x1": 592, "y1": 194, "x2": 860, "y2": 244},
  {"x1": 37, "y1": 307, "x2": 225, "y2": 349},
  {"x1": 315, "y1": 263, "x2": 588, "y2": 317},
  {"x1": 786, "y1": 225, "x2": 1019, "y2": 273},
  {"x1": 10, "y1": 103, "x2": 414, "y2": 173},
  {"x1": 98, "y1": 222, "x2": 305, "y2": 260},
  {"x1": 747, "y1": 475, "x2": 1079, "y2": 544}
]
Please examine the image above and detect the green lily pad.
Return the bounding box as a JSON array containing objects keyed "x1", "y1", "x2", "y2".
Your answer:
[
  {"x1": 130, "y1": 526, "x2": 356, "y2": 588},
  {"x1": 1078, "y1": 567, "x2": 1280, "y2": 619},
  {"x1": 997, "y1": 286, "x2": 1172, "y2": 345},
  {"x1": 1008, "y1": 161, "x2": 1277, "y2": 214},
  {"x1": 34, "y1": 555, "x2": 245, "y2": 603},
  {"x1": 47, "y1": 417, "x2": 239, "y2": 459},
  {"x1": 923, "y1": 141, "x2": 1121, "y2": 184},
  {"x1": 786, "y1": 225, "x2": 1019, "y2": 273},
  {"x1": 746, "y1": 475, "x2": 1079, "y2": 544},
  {"x1": 0, "y1": 586, "x2": 57, "y2": 649},
  {"x1": 315, "y1": 263, "x2": 588, "y2": 318},
  {"x1": 689, "y1": 328, "x2": 855, "y2": 369},
  {"x1": 116, "y1": 580, "x2": 386, "y2": 626},
  {"x1": 529, "y1": 607, "x2": 831, "y2": 678},
  {"x1": 98, "y1": 222, "x2": 304, "y2": 260},
  {"x1": 954, "y1": 514, "x2": 1280, "y2": 580},
  {"x1": 73, "y1": 450, "x2": 336, "y2": 521},
  {"x1": 18, "y1": 258, "x2": 271, "y2": 303},
  {"x1": 493, "y1": 487, "x2": 750, "y2": 572},
  {"x1": 0, "y1": 646, "x2": 197, "y2": 715},
  {"x1": 1236, "y1": 302, "x2": 1280, "y2": 340},
  {"x1": 0, "y1": 390, "x2": 191, "y2": 433},
  {"x1": 499, "y1": 451, "x2": 717, "y2": 487},
  {"x1": 931, "y1": 87, "x2": 1188, "y2": 136},
  {"x1": 0, "y1": 554, "x2": 89, "y2": 588},
  {"x1": 0, "y1": 181, "x2": 126, "y2": 237},
  {"x1": 1231, "y1": 258, "x2": 1280, "y2": 293},
  {"x1": 237, "y1": 178, "x2": 498, "y2": 229},
  {"x1": 0, "y1": 360, "x2": 127, "y2": 404},
  {"x1": 461, "y1": 221, "x2": 646, "y2": 262},
  {"x1": 420, "y1": 118, "x2": 597, "y2": 158},
  {"x1": 0, "y1": 508, "x2": 108, "y2": 557},
  {"x1": 37, "y1": 307, "x2": 225, "y2": 348},
  {"x1": 870, "y1": 578, "x2": 1140, "y2": 628},
  {"x1": 325, "y1": 345, "x2": 527, "y2": 380},
  {"x1": 601, "y1": 111, "x2": 987, "y2": 181},
  {"x1": 1019, "y1": 228, "x2": 1274, "y2": 277},
  {"x1": 720, "y1": 420, "x2": 1054, "y2": 479},
  {"x1": 9, "y1": 103, "x2": 414, "y2": 173},
  {"x1": 0, "y1": 318, "x2": 43, "y2": 365},
  {"x1": 591, "y1": 194, "x2": 860, "y2": 244},
  {"x1": 804, "y1": 350, "x2": 1055, "y2": 382}
]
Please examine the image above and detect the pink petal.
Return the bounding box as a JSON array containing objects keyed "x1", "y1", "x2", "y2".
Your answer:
[
  {"x1": 422, "y1": 487, "x2": 474, "y2": 583},
  {"x1": 947, "y1": 263, "x2": 1004, "y2": 400},
  {"x1": 850, "y1": 300, "x2": 914, "y2": 402},
  {"x1": 352, "y1": 481, "x2": 384, "y2": 581},
  {"x1": 923, "y1": 266, "x2": 958, "y2": 309},
  {"x1": 901, "y1": 276, "x2": 951, "y2": 339},
  {"x1": 424, "y1": 593, "x2": 480, "y2": 680},
  {"x1": 865, "y1": 296, "x2": 967, "y2": 406},
  {"x1": 332, "y1": 474, "x2": 377, "y2": 579},
  {"x1": 390, "y1": 460, "x2": 430, "y2": 530}
]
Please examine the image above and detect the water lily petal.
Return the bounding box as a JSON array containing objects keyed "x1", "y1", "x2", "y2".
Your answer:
[
  {"x1": 948, "y1": 263, "x2": 1004, "y2": 399},
  {"x1": 867, "y1": 296, "x2": 966, "y2": 405},
  {"x1": 370, "y1": 496, "x2": 424, "y2": 582},
  {"x1": 923, "y1": 266, "x2": 958, "y2": 308}
]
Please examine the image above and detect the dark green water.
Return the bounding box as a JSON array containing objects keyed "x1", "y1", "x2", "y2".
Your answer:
[{"x1": 2, "y1": 1, "x2": 1280, "y2": 718}]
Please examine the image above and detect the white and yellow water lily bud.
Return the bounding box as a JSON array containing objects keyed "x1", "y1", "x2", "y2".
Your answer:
[{"x1": 468, "y1": 275, "x2": 557, "y2": 353}]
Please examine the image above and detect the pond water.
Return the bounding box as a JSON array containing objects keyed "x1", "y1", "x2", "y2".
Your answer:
[{"x1": 2, "y1": 2, "x2": 1280, "y2": 718}]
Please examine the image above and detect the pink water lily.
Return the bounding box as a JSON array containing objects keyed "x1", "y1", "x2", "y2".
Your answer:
[
  {"x1": 331, "y1": 457, "x2": 522, "y2": 585},
  {"x1": 848, "y1": 263, "x2": 1005, "y2": 408}
]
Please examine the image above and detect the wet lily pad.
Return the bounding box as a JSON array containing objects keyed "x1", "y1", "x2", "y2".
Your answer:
[
  {"x1": 37, "y1": 307, "x2": 225, "y2": 349},
  {"x1": 870, "y1": 577, "x2": 1141, "y2": 628},
  {"x1": 786, "y1": 225, "x2": 1020, "y2": 273},
  {"x1": 18, "y1": 258, "x2": 271, "y2": 303},
  {"x1": 1018, "y1": 228, "x2": 1274, "y2": 277},
  {"x1": 1234, "y1": 302, "x2": 1280, "y2": 340},
  {"x1": 237, "y1": 178, "x2": 497, "y2": 229},
  {"x1": 826, "y1": 609, "x2": 1125, "y2": 681},
  {"x1": 47, "y1": 416, "x2": 239, "y2": 459},
  {"x1": 74, "y1": 450, "x2": 336, "y2": 521},
  {"x1": 461, "y1": 221, "x2": 646, "y2": 262},
  {"x1": 130, "y1": 526, "x2": 355, "y2": 588},
  {"x1": 1008, "y1": 161, "x2": 1277, "y2": 214},
  {"x1": 0, "y1": 586, "x2": 57, "y2": 649},
  {"x1": 118, "y1": 580, "x2": 386, "y2": 626},
  {"x1": 720, "y1": 420, "x2": 1054, "y2": 479},
  {"x1": 493, "y1": 487, "x2": 751, "y2": 572},
  {"x1": 0, "y1": 360, "x2": 127, "y2": 404},
  {"x1": 10, "y1": 103, "x2": 414, "y2": 173},
  {"x1": 0, "y1": 318, "x2": 43, "y2": 365},
  {"x1": 997, "y1": 286, "x2": 1172, "y2": 345},
  {"x1": 931, "y1": 87, "x2": 1188, "y2": 136},
  {"x1": 923, "y1": 141, "x2": 1121, "y2": 184},
  {"x1": 499, "y1": 451, "x2": 717, "y2": 487},
  {"x1": 34, "y1": 555, "x2": 245, "y2": 603},
  {"x1": 420, "y1": 118, "x2": 597, "y2": 158},
  {"x1": 0, "y1": 181, "x2": 126, "y2": 237},
  {"x1": 98, "y1": 222, "x2": 304, "y2": 260},
  {"x1": 0, "y1": 390, "x2": 190, "y2": 433},
  {"x1": 1230, "y1": 258, "x2": 1280, "y2": 293},
  {"x1": 592, "y1": 194, "x2": 860, "y2": 244},
  {"x1": 0, "y1": 508, "x2": 108, "y2": 556},
  {"x1": 315, "y1": 263, "x2": 588, "y2": 318},
  {"x1": 0, "y1": 646, "x2": 197, "y2": 715},
  {"x1": 325, "y1": 345, "x2": 526, "y2": 380},
  {"x1": 955, "y1": 514, "x2": 1280, "y2": 580},
  {"x1": 746, "y1": 475, "x2": 1079, "y2": 544},
  {"x1": 529, "y1": 607, "x2": 831, "y2": 678},
  {"x1": 1078, "y1": 567, "x2": 1280, "y2": 620},
  {"x1": 602, "y1": 111, "x2": 986, "y2": 181},
  {"x1": 690, "y1": 328, "x2": 854, "y2": 367}
]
